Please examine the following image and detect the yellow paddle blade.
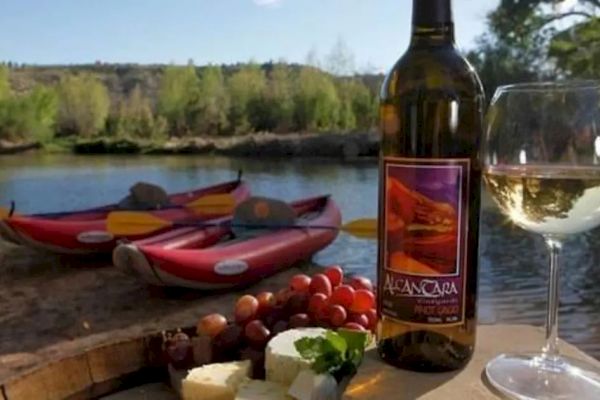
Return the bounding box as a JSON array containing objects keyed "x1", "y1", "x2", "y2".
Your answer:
[
  {"x1": 185, "y1": 193, "x2": 237, "y2": 215},
  {"x1": 0, "y1": 207, "x2": 10, "y2": 221},
  {"x1": 341, "y1": 218, "x2": 378, "y2": 239},
  {"x1": 106, "y1": 211, "x2": 173, "y2": 236}
]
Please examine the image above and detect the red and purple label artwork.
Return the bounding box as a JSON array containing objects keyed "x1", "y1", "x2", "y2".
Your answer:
[{"x1": 381, "y1": 157, "x2": 470, "y2": 326}]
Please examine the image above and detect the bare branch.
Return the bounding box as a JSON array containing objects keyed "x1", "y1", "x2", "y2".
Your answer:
[{"x1": 542, "y1": 11, "x2": 594, "y2": 27}]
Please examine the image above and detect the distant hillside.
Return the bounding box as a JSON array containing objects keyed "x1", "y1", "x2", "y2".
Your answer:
[{"x1": 8, "y1": 63, "x2": 384, "y2": 103}]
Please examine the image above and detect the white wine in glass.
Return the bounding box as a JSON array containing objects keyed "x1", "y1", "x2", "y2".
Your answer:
[{"x1": 483, "y1": 82, "x2": 600, "y2": 399}]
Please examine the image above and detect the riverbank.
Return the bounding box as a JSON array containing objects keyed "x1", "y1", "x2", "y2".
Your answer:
[
  {"x1": 0, "y1": 239, "x2": 318, "y2": 381},
  {"x1": 75, "y1": 131, "x2": 379, "y2": 158},
  {"x1": 0, "y1": 140, "x2": 40, "y2": 155},
  {"x1": 0, "y1": 132, "x2": 380, "y2": 158}
]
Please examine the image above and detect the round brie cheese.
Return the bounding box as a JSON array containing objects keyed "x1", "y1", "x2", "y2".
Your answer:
[{"x1": 265, "y1": 328, "x2": 326, "y2": 386}]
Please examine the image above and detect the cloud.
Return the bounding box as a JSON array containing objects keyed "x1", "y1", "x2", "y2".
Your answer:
[{"x1": 253, "y1": 0, "x2": 283, "y2": 8}]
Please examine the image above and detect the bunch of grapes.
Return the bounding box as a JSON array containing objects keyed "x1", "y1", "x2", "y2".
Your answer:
[{"x1": 194, "y1": 266, "x2": 377, "y2": 374}]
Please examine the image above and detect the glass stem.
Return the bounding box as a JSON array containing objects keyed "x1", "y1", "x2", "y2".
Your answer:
[{"x1": 542, "y1": 237, "x2": 563, "y2": 359}]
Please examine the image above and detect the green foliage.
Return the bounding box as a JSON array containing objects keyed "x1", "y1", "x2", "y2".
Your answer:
[
  {"x1": 549, "y1": 18, "x2": 600, "y2": 78},
  {"x1": 189, "y1": 66, "x2": 230, "y2": 135},
  {"x1": 0, "y1": 85, "x2": 57, "y2": 142},
  {"x1": 337, "y1": 79, "x2": 377, "y2": 130},
  {"x1": 0, "y1": 62, "x2": 380, "y2": 144},
  {"x1": 248, "y1": 64, "x2": 295, "y2": 132},
  {"x1": 157, "y1": 65, "x2": 200, "y2": 136},
  {"x1": 0, "y1": 66, "x2": 10, "y2": 102},
  {"x1": 56, "y1": 74, "x2": 110, "y2": 137},
  {"x1": 472, "y1": 0, "x2": 600, "y2": 96},
  {"x1": 227, "y1": 64, "x2": 266, "y2": 134},
  {"x1": 294, "y1": 67, "x2": 341, "y2": 131},
  {"x1": 115, "y1": 85, "x2": 166, "y2": 139}
]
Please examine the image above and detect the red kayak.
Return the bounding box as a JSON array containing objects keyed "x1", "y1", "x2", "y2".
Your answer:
[
  {"x1": 1, "y1": 180, "x2": 250, "y2": 255},
  {"x1": 112, "y1": 196, "x2": 341, "y2": 289}
]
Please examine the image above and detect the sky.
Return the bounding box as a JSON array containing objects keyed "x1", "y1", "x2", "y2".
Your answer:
[{"x1": 0, "y1": 0, "x2": 497, "y2": 72}]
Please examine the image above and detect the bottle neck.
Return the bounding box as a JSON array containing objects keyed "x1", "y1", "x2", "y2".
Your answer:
[{"x1": 410, "y1": 0, "x2": 455, "y2": 48}]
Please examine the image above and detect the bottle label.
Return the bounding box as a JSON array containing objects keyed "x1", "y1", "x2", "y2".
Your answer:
[{"x1": 380, "y1": 157, "x2": 470, "y2": 326}]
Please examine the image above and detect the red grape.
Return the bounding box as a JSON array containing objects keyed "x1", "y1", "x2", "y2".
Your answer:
[
  {"x1": 263, "y1": 306, "x2": 285, "y2": 329},
  {"x1": 165, "y1": 331, "x2": 192, "y2": 368},
  {"x1": 287, "y1": 293, "x2": 309, "y2": 315},
  {"x1": 350, "y1": 289, "x2": 375, "y2": 314},
  {"x1": 235, "y1": 295, "x2": 259, "y2": 324},
  {"x1": 324, "y1": 265, "x2": 344, "y2": 287},
  {"x1": 309, "y1": 274, "x2": 333, "y2": 297},
  {"x1": 350, "y1": 276, "x2": 374, "y2": 292},
  {"x1": 343, "y1": 322, "x2": 367, "y2": 331},
  {"x1": 289, "y1": 313, "x2": 311, "y2": 328},
  {"x1": 213, "y1": 324, "x2": 243, "y2": 353},
  {"x1": 289, "y1": 274, "x2": 312, "y2": 293},
  {"x1": 330, "y1": 285, "x2": 355, "y2": 309},
  {"x1": 347, "y1": 313, "x2": 369, "y2": 329},
  {"x1": 244, "y1": 320, "x2": 271, "y2": 349},
  {"x1": 272, "y1": 320, "x2": 289, "y2": 335},
  {"x1": 196, "y1": 313, "x2": 228, "y2": 338},
  {"x1": 256, "y1": 292, "x2": 276, "y2": 316},
  {"x1": 240, "y1": 347, "x2": 266, "y2": 379},
  {"x1": 308, "y1": 293, "x2": 329, "y2": 317},
  {"x1": 329, "y1": 305, "x2": 347, "y2": 327},
  {"x1": 366, "y1": 308, "x2": 378, "y2": 331}
]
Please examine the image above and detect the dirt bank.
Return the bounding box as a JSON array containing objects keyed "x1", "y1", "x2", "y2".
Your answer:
[
  {"x1": 72, "y1": 132, "x2": 379, "y2": 158},
  {"x1": 0, "y1": 240, "x2": 318, "y2": 381}
]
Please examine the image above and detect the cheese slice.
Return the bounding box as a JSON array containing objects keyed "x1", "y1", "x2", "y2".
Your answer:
[
  {"x1": 235, "y1": 379, "x2": 292, "y2": 400},
  {"x1": 265, "y1": 328, "x2": 326, "y2": 386},
  {"x1": 182, "y1": 360, "x2": 251, "y2": 400}
]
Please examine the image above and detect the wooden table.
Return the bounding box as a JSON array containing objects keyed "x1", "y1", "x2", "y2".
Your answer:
[{"x1": 343, "y1": 324, "x2": 600, "y2": 399}]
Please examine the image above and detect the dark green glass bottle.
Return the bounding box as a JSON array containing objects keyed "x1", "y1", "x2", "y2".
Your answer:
[{"x1": 376, "y1": 0, "x2": 484, "y2": 372}]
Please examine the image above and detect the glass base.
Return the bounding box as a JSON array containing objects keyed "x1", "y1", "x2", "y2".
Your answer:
[{"x1": 486, "y1": 353, "x2": 600, "y2": 400}]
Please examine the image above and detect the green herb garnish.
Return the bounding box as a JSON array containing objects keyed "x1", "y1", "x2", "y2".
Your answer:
[{"x1": 294, "y1": 329, "x2": 369, "y2": 382}]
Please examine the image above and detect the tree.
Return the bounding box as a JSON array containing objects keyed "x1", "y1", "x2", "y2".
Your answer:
[
  {"x1": 189, "y1": 66, "x2": 230, "y2": 135},
  {"x1": 248, "y1": 64, "x2": 295, "y2": 132},
  {"x1": 469, "y1": 0, "x2": 600, "y2": 97},
  {"x1": 294, "y1": 67, "x2": 341, "y2": 131},
  {"x1": 336, "y1": 79, "x2": 377, "y2": 130},
  {"x1": 0, "y1": 85, "x2": 57, "y2": 142},
  {"x1": 227, "y1": 64, "x2": 266, "y2": 134},
  {"x1": 157, "y1": 65, "x2": 200, "y2": 136},
  {"x1": 549, "y1": 17, "x2": 600, "y2": 77},
  {"x1": 116, "y1": 85, "x2": 165, "y2": 139},
  {"x1": 0, "y1": 66, "x2": 10, "y2": 102},
  {"x1": 325, "y1": 37, "x2": 356, "y2": 76},
  {"x1": 56, "y1": 74, "x2": 110, "y2": 137}
]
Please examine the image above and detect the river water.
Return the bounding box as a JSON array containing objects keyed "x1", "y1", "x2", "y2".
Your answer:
[{"x1": 0, "y1": 154, "x2": 598, "y2": 358}]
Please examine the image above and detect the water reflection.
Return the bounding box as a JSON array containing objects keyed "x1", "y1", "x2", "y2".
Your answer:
[{"x1": 0, "y1": 154, "x2": 598, "y2": 358}]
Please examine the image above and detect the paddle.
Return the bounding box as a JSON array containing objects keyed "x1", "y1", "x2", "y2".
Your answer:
[
  {"x1": 0, "y1": 207, "x2": 9, "y2": 221},
  {"x1": 106, "y1": 211, "x2": 378, "y2": 239},
  {"x1": 0, "y1": 193, "x2": 237, "y2": 222}
]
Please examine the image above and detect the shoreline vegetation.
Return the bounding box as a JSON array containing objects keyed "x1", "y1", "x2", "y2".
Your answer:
[
  {"x1": 0, "y1": 131, "x2": 380, "y2": 158},
  {"x1": 0, "y1": 61, "x2": 383, "y2": 158}
]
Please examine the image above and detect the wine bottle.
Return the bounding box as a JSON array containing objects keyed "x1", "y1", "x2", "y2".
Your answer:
[{"x1": 376, "y1": 0, "x2": 484, "y2": 372}]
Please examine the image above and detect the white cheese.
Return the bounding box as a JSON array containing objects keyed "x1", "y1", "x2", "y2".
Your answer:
[
  {"x1": 181, "y1": 360, "x2": 251, "y2": 400},
  {"x1": 288, "y1": 370, "x2": 338, "y2": 400},
  {"x1": 235, "y1": 379, "x2": 292, "y2": 400},
  {"x1": 265, "y1": 328, "x2": 326, "y2": 386}
]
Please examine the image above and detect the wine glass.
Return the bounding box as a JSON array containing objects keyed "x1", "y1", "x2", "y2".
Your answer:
[{"x1": 483, "y1": 81, "x2": 600, "y2": 399}]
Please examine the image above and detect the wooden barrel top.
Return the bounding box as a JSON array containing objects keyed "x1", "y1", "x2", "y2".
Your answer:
[{"x1": 3, "y1": 324, "x2": 600, "y2": 400}]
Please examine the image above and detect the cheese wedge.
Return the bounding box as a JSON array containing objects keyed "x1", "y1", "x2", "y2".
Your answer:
[
  {"x1": 182, "y1": 360, "x2": 251, "y2": 400},
  {"x1": 235, "y1": 379, "x2": 292, "y2": 400}
]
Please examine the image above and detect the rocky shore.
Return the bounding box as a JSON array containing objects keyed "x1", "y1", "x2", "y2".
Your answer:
[{"x1": 73, "y1": 131, "x2": 379, "y2": 158}]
